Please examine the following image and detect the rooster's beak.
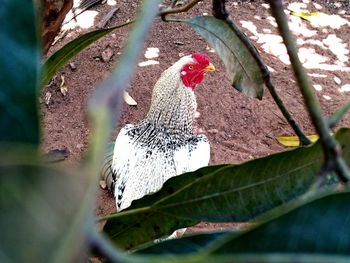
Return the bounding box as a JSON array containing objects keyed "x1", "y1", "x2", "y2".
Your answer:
[{"x1": 203, "y1": 62, "x2": 215, "y2": 73}]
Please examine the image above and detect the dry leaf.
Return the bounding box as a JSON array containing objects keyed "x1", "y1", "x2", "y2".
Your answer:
[
  {"x1": 276, "y1": 134, "x2": 319, "y2": 147},
  {"x1": 123, "y1": 91, "x2": 137, "y2": 106},
  {"x1": 45, "y1": 91, "x2": 52, "y2": 105},
  {"x1": 60, "y1": 75, "x2": 68, "y2": 96},
  {"x1": 99, "y1": 180, "x2": 107, "y2": 189},
  {"x1": 101, "y1": 46, "x2": 114, "y2": 62}
]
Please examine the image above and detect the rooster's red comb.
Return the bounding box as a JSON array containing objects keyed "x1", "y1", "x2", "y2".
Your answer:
[{"x1": 191, "y1": 53, "x2": 210, "y2": 65}]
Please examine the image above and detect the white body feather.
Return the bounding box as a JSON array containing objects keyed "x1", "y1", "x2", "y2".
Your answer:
[{"x1": 112, "y1": 126, "x2": 210, "y2": 210}]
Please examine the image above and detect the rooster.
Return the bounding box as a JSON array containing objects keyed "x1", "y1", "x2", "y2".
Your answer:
[{"x1": 102, "y1": 53, "x2": 215, "y2": 211}]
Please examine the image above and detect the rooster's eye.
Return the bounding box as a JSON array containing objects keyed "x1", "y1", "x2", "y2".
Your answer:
[{"x1": 188, "y1": 65, "x2": 193, "y2": 70}]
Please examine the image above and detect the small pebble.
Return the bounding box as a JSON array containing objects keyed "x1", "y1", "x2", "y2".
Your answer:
[
  {"x1": 69, "y1": 62, "x2": 76, "y2": 71},
  {"x1": 208, "y1": 129, "x2": 219, "y2": 134},
  {"x1": 340, "y1": 84, "x2": 350, "y2": 92},
  {"x1": 334, "y1": 76, "x2": 341, "y2": 85},
  {"x1": 174, "y1": 41, "x2": 184, "y2": 45},
  {"x1": 76, "y1": 143, "x2": 84, "y2": 149},
  {"x1": 99, "y1": 180, "x2": 107, "y2": 189},
  {"x1": 101, "y1": 46, "x2": 114, "y2": 62}
]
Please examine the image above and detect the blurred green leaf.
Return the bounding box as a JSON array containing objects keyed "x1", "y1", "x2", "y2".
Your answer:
[
  {"x1": 41, "y1": 21, "x2": 133, "y2": 86},
  {"x1": 0, "y1": 0, "x2": 40, "y2": 145},
  {"x1": 0, "y1": 162, "x2": 88, "y2": 262},
  {"x1": 186, "y1": 16, "x2": 264, "y2": 99},
  {"x1": 87, "y1": 0, "x2": 161, "y2": 177},
  {"x1": 103, "y1": 129, "x2": 350, "y2": 250},
  {"x1": 131, "y1": 254, "x2": 350, "y2": 263}
]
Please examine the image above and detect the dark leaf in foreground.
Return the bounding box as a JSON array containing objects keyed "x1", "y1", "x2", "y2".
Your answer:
[
  {"x1": 0, "y1": 162, "x2": 87, "y2": 262},
  {"x1": 0, "y1": 0, "x2": 40, "y2": 145}
]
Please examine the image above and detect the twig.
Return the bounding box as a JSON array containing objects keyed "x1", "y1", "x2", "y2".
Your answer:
[
  {"x1": 97, "y1": 7, "x2": 120, "y2": 29},
  {"x1": 268, "y1": 0, "x2": 350, "y2": 183},
  {"x1": 211, "y1": 0, "x2": 311, "y2": 146},
  {"x1": 328, "y1": 101, "x2": 350, "y2": 129},
  {"x1": 158, "y1": 0, "x2": 203, "y2": 21}
]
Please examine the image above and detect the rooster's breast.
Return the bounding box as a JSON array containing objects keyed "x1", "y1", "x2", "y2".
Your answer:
[{"x1": 111, "y1": 124, "x2": 210, "y2": 210}]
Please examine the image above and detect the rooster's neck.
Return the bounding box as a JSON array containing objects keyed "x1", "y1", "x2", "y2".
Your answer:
[{"x1": 143, "y1": 69, "x2": 197, "y2": 135}]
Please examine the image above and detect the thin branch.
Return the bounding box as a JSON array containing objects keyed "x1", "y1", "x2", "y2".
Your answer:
[
  {"x1": 268, "y1": 0, "x2": 350, "y2": 183},
  {"x1": 211, "y1": 0, "x2": 311, "y2": 146},
  {"x1": 158, "y1": 0, "x2": 203, "y2": 21},
  {"x1": 328, "y1": 101, "x2": 350, "y2": 129}
]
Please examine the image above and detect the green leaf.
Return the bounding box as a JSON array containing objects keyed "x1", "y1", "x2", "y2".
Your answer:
[
  {"x1": 211, "y1": 191, "x2": 350, "y2": 254},
  {"x1": 103, "y1": 128, "x2": 350, "y2": 250},
  {"x1": 0, "y1": 0, "x2": 40, "y2": 145},
  {"x1": 186, "y1": 16, "x2": 265, "y2": 99},
  {"x1": 41, "y1": 21, "x2": 133, "y2": 86},
  {"x1": 103, "y1": 207, "x2": 198, "y2": 251},
  {"x1": 136, "y1": 191, "x2": 350, "y2": 261},
  {"x1": 0, "y1": 162, "x2": 88, "y2": 262},
  {"x1": 129, "y1": 164, "x2": 229, "y2": 209}
]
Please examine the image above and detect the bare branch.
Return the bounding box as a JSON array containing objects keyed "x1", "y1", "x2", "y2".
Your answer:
[
  {"x1": 328, "y1": 101, "x2": 350, "y2": 129},
  {"x1": 211, "y1": 0, "x2": 311, "y2": 145},
  {"x1": 158, "y1": 0, "x2": 203, "y2": 21},
  {"x1": 268, "y1": 0, "x2": 350, "y2": 182}
]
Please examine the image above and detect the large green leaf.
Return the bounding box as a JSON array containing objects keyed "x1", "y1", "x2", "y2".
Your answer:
[
  {"x1": 186, "y1": 16, "x2": 265, "y2": 99},
  {"x1": 129, "y1": 164, "x2": 229, "y2": 209},
  {"x1": 135, "y1": 191, "x2": 350, "y2": 262},
  {"x1": 0, "y1": 0, "x2": 40, "y2": 145},
  {"x1": 0, "y1": 161, "x2": 88, "y2": 262},
  {"x1": 103, "y1": 128, "x2": 350, "y2": 250},
  {"x1": 211, "y1": 191, "x2": 350, "y2": 254},
  {"x1": 41, "y1": 21, "x2": 133, "y2": 86}
]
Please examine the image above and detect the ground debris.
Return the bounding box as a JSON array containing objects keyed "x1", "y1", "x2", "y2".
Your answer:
[
  {"x1": 96, "y1": 7, "x2": 119, "y2": 28},
  {"x1": 45, "y1": 91, "x2": 52, "y2": 105},
  {"x1": 123, "y1": 91, "x2": 138, "y2": 106},
  {"x1": 69, "y1": 62, "x2": 77, "y2": 71},
  {"x1": 101, "y1": 45, "x2": 114, "y2": 62},
  {"x1": 43, "y1": 148, "x2": 70, "y2": 163},
  {"x1": 60, "y1": 75, "x2": 68, "y2": 96}
]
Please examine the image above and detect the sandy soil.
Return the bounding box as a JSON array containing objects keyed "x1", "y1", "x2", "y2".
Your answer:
[{"x1": 42, "y1": 0, "x2": 350, "y2": 232}]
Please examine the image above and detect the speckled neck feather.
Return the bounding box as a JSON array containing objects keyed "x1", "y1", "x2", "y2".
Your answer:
[{"x1": 128, "y1": 64, "x2": 197, "y2": 146}]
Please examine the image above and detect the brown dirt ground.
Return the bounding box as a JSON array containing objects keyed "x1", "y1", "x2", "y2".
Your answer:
[{"x1": 42, "y1": 0, "x2": 350, "y2": 233}]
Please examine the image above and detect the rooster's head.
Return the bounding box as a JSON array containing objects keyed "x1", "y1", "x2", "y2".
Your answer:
[{"x1": 173, "y1": 53, "x2": 215, "y2": 90}]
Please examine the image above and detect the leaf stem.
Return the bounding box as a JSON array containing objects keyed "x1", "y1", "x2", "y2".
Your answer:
[
  {"x1": 211, "y1": 0, "x2": 311, "y2": 146},
  {"x1": 268, "y1": 0, "x2": 350, "y2": 182}
]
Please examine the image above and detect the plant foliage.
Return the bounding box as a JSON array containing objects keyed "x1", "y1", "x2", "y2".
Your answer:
[
  {"x1": 0, "y1": 0, "x2": 40, "y2": 145},
  {"x1": 1, "y1": 0, "x2": 350, "y2": 262}
]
